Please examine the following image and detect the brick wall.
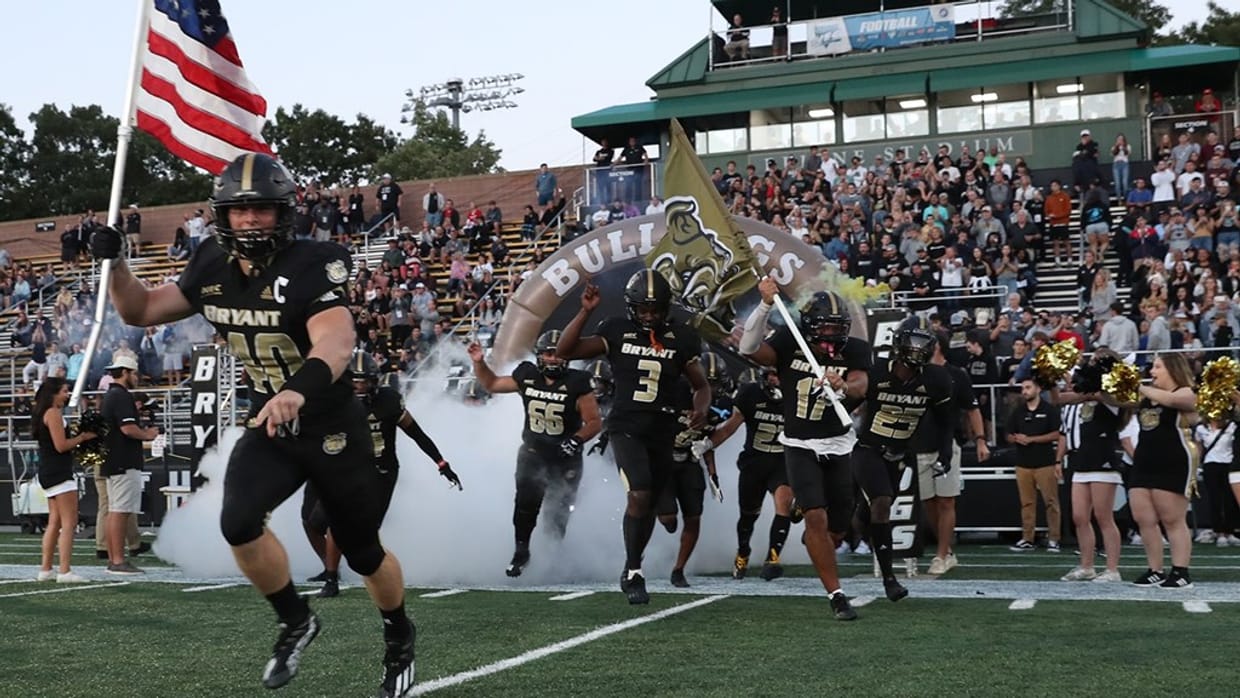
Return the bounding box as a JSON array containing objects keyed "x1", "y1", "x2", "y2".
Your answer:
[{"x1": 0, "y1": 165, "x2": 584, "y2": 261}]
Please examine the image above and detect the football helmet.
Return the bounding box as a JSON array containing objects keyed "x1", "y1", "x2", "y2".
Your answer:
[
  {"x1": 534, "y1": 330, "x2": 566, "y2": 379},
  {"x1": 350, "y1": 351, "x2": 380, "y2": 400},
  {"x1": 799, "y1": 291, "x2": 851, "y2": 357},
  {"x1": 587, "y1": 359, "x2": 614, "y2": 401},
  {"x1": 624, "y1": 269, "x2": 673, "y2": 331},
  {"x1": 211, "y1": 152, "x2": 298, "y2": 266},
  {"x1": 699, "y1": 351, "x2": 734, "y2": 397},
  {"x1": 893, "y1": 316, "x2": 935, "y2": 368}
]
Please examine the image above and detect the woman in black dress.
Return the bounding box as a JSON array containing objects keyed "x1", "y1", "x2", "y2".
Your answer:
[{"x1": 33, "y1": 377, "x2": 97, "y2": 583}]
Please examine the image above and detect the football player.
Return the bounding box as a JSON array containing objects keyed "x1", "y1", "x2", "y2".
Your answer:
[
  {"x1": 658, "y1": 353, "x2": 733, "y2": 587},
  {"x1": 92, "y1": 153, "x2": 417, "y2": 696},
  {"x1": 854, "y1": 318, "x2": 956, "y2": 602},
  {"x1": 469, "y1": 331, "x2": 602, "y2": 577},
  {"x1": 557, "y1": 269, "x2": 710, "y2": 604},
  {"x1": 740, "y1": 278, "x2": 869, "y2": 621},
  {"x1": 700, "y1": 365, "x2": 792, "y2": 581},
  {"x1": 311, "y1": 353, "x2": 462, "y2": 598},
  {"x1": 585, "y1": 359, "x2": 614, "y2": 455}
]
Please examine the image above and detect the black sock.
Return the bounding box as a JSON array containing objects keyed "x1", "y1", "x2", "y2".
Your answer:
[
  {"x1": 513, "y1": 509, "x2": 538, "y2": 550},
  {"x1": 736, "y1": 512, "x2": 758, "y2": 554},
  {"x1": 266, "y1": 582, "x2": 310, "y2": 625},
  {"x1": 324, "y1": 569, "x2": 338, "y2": 583},
  {"x1": 1171, "y1": 565, "x2": 1189, "y2": 576},
  {"x1": 871, "y1": 522, "x2": 896, "y2": 581},
  {"x1": 380, "y1": 603, "x2": 413, "y2": 642},
  {"x1": 623, "y1": 514, "x2": 647, "y2": 571},
  {"x1": 768, "y1": 515, "x2": 792, "y2": 562}
]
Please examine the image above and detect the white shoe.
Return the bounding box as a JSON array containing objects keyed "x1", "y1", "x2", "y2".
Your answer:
[
  {"x1": 1093, "y1": 569, "x2": 1123, "y2": 583},
  {"x1": 1217, "y1": 535, "x2": 1230, "y2": 548},
  {"x1": 944, "y1": 553, "x2": 959, "y2": 571},
  {"x1": 1227, "y1": 534, "x2": 1240, "y2": 547},
  {"x1": 853, "y1": 541, "x2": 872, "y2": 556},
  {"x1": 1195, "y1": 530, "x2": 1217, "y2": 544},
  {"x1": 904, "y1": 557, "x2": 919, "y2": 578},
  {"x1": 928, "y1": 556, "x2": 947, "y2": 575},
  {"x1": 1061, "y1": 566, "x2": 1097, "y2": 581},
  {"x1": 36, "y1": 570, "x2": 55, "y2": 582},
  {"x1": 1129, "y1": 533, "x2": 1143, "y2": 545},
  {"x1": 56, "y1": 572, "x2": 88, "y2": 584},
  {"x1": 835, "y1": 541, "x2": 850, "y2": 556}
]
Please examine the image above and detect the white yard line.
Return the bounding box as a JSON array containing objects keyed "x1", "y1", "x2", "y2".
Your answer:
[
  {"x1": 411, "y1": 595, "x2": 728, "y2": 695},
  {"x1": 419, "y1": 589, "x2": 469, "y2": 599},
  {"x1": 549, "y1": 591, "x2": 595, "y2": 601},
  {"x1": 1182, "y1": 601, "x2": 1212, "y2": 613},
  {"x1": 850, "y1": 595, "x2": 876, "y2": 607},
  {"x1": 1008, "y1": 598, "x2": 1037, "y2": 610},
  {"x1": 182, "y1": 582, "x2": 245, "y2": 593},
  {"x1": 0, "y1": 582, "x2": 130, "y2": 598}
]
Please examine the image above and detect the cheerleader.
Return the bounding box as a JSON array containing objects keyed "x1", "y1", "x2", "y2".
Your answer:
[
  {"x1": 1127, "y1": 353, "x2": 1199, "y2": 589},
  {"x1": 32, "y1": 377, "x2": 97, "y2": 583},
  {"x1": 1195, "y1": 417, "x2": 1238, "y2": 546},
  {"x1": 1054, "y1": 351, "x2": 1127, "y2": 582}
]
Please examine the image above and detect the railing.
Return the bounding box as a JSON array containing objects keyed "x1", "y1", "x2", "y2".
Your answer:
[
  {"x1": 890, "y1": 286, "x2": 1011, "y2": 314},
  {"x1": 708, "y1": 0, "x2": 1073, "y2": 71},
  {"x1": 583, "y1": 162, "x2": 659, "y2": 208}
]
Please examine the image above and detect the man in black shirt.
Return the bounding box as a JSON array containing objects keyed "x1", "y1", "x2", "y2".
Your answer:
[
  {"x1": 557, "y1": 270, "x2": 709, "y2": 605},
  {"x1": 619, "y1": 137, "x2": 649, "y2": 203},
  {"x1": 91, "y1": 152, "x2": 417, "y2": 696},
  {"x1": 470, "y1": 332, "x2": 601, "y2": 577},
  {"x1": 376, "y1": 173, "x2": 403, "y2": 222},
  {"x1": 592, "y1": 138, "x2": 615, "y2": 204},
  {"x1": 1005, "y1": 379, "x2": 1063, "y2": 552},
  {"x1": 99, "y1": 355, "x2": 159, "y2": 575},
  {"x1": 124, "y1": 205, "x2": 142, "y2": 256}
]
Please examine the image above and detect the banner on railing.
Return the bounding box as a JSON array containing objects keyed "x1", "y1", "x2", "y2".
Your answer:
[
  {"x1": 809, "y1": 4, "x2": 955, "y2": 56},
  {"x1": 189, "y1": 344, "x2": 221, "y2": 483}
]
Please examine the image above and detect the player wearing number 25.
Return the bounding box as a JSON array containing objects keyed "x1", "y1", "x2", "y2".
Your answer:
[
  {"x1": 556, "y1": 269, "x2": 711, "y2": 605},
  {"x1": 468, "y1": 331, "x2": 601, "y2": 578},
  {"x1": 90, "y1": 152, "x2": 417, "y2": 696}
]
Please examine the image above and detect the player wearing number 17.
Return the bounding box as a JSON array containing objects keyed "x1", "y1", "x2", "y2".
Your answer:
[
  {"x1": 90, "y1": 153, "x2": 418, "y2": 697},
  {"x1": 739, "y1": 277, "x2": 870, "y2": 620},
  {"x1": 468, "y1": 331, "x2": 602, "y2": 578},
  {"x1": 556, "y1": 270, "x2": 711, "y2": 605}
]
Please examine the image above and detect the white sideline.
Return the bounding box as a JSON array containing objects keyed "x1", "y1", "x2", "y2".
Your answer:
[
  {"x1": 1182, "y1": 601, "x2": 1212, "y2": 613},
  {"x1": 183, "y1": 583, "x2": 245, "y2": 593},
  {"x1": 1009, "y1": 599, "x2": 1037, "y2": 610},
  {"x1": 549, "y1": 591, "x2": 595, "y2": 601},
  {"x1": 420, "y1": 589, "x2": 468, "y2": 599},
  {"x1": 0, "y1": 582, "x2": 130, "y2": 598},
  {"x1": 410, "y1": 595, "x2": 728, "y2": 695},
  {"x1": 850, "y1": 595, "x2": 876, "y2": 607}
]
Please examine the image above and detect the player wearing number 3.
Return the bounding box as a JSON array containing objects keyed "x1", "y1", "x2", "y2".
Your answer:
[
  {"x1": 741, "y1": 277, "x2": 871, "y2": 620},
  {"x1": 468, "y1": 332, "x2": 602, "y2": 578},
  {"x1": 557, "y1": 269, "x2": 711, "y2": 605}
]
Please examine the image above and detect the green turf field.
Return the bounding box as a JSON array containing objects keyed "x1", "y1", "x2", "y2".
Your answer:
[{"x1": 3, "y1": 532, "x2": 1239, "y2": 697}]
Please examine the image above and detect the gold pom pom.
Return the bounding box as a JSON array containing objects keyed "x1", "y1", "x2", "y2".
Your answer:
[
  {"x1": 1198, "y1": 356, "x2": 1240, "y2": 421},
  {"x1": 1032, "y1": 340, "x2": 1080, "y2": 387},
  {"x1": 1102, "y1": 362, "x2": 1142, "y2": 404}
]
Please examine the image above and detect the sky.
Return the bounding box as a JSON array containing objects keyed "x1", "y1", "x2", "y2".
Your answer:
[{"x1": 1, "y1": 0, "x2": 1232, "y2": 174}]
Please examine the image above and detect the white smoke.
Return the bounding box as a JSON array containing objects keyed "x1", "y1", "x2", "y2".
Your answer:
[{"x1": 153, "y1": 360, "x2": 808, "y2": 585}]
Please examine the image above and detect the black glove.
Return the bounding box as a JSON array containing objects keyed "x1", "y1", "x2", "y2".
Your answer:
[
  {"x1": 438, "y1": 461, "x2": 463, "y2": 490},
  {"x1": 90, "y1": 225, "x2": 125, "y2": 260},
  {"x1": 560, "y1": 435, "x2": 584, "y2": 458},
  {"x1": 587, "y1": 433, "x2": 609, "y2": 456},
  {"x1": 933, "y1": 460, "x2": 951, "y2": 478}
]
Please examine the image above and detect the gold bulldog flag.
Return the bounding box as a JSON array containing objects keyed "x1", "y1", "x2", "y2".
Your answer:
[{"x1": 646, "y1": 119, "x2": 758, "y2": 341}]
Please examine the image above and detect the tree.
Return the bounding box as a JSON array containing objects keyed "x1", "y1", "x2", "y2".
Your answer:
[
  {"x1": 262, "y1": 104, "x2": 399, "y2": 187},
  {"x1": 1174, "y1": 1, "x2": 1240, "y2": 46},
  {"x1": 374, "y1": 101, "x2": 503, "y2": 182},
  {"x1": 0, "y1": 104, "x2": 32, "y2": 221},
  {"x1": 999, "y1": 0, "x2": 1174, "y2": 40}
]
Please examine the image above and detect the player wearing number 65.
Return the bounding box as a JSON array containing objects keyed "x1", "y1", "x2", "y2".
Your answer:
[
  {"x1": 556, "y1": 269, "x2": 712, "y2": 605},
  {"x1": 90, "y1": 152, "x2": 418, "y2": 697},
  {"x1": 467, "y1": 332, "x2": 601, "y2": 578}
]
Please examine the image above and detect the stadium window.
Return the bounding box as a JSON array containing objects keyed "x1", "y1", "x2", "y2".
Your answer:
[
  {"x1": 750, "y1": 108, "x2": 793, "y2": 151},
  {"x1": 936, "y1": 89, "x2": 983, "y2": 135},
  {"x1": 885, "y1": 96, "x2": 930, "y2": 138},
  {"x1": 1034, "y1": 78, "x2": 1081, "y2": 124},
  {"x1": 1079, "y1": 73, "x2": 1125, "y2": 121},
  {"x1": 842, "y1": 99, "x2": 886, "y2": 143},
  {"x1": 982, "y1": 82, "x2": 1032, "y2": 129},
  {"x1": 792, "y1": 104, "x2": 836, "y2": 146},
  {"x1": 703, "y1": 127, "x2": 748, "y2": 154}
]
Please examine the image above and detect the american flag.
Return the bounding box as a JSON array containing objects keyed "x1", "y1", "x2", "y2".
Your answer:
[{"x1": 134, "y1": 0, "x2": 272, "y2": 173}]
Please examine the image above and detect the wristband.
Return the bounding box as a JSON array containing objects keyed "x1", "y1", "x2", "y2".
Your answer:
[
  {"x1": 437, "y1": 460, "x2": 448, "y2": 469},
  {"x1": 282, "y1": 358, "x2": 334, "y2": 400}
]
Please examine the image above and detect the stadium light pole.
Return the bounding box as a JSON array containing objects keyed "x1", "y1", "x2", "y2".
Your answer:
[{"x1": 401, "y1": 73, "x2": 525, "y2": 130}]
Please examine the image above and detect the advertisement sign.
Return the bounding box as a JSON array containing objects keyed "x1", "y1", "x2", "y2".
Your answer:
[
  {"x1": 748, "y1": 129, "x2": 1034, "y2": 173},
  {"x1": 189, "y1": 344, "x2": 221, "y2": 482},
  {"x1": 809, "y1": 4, "x2": 955, "y2": 56}
]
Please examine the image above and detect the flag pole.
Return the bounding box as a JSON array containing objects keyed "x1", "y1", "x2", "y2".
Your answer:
[{"x1": 71, "y1": 0, "x2": 151, "y2": 409}]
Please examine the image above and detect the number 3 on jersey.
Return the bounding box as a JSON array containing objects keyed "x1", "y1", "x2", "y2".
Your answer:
[{"x1": 632, "y1": 359, "x2": 662, "y2": 403}]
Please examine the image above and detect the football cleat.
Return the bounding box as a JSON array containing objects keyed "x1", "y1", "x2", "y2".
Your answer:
[
  {"x1": 262, "y1": 612, "x2": 321, "y2": 689},
  {"x1": 732, "y1": 553, "x2": 750, "y2": 580},
  {"x1": 506, "y1": 547, "x2": 530, "y2": 578},
  {"x1": 377, "y1": 629, "x2": 416, "y2": 697},
  {"x1": 759, "y1": 549, "x2": 784, "y2": 581},
  {"x1": 670, "y1": 568, "x2": 690, "y2": 588},
  {"x1": 623, "y1": 570, "x2": 649, "y2": 605},
  {"x1": 306, "y1": 569, "x2": 329, "y2": 583},
  {"x1": 829, "y1": 591, "x2": 857, "y2": 621},
  {"x1": 789, "y1": 501, "x2": 804, "y2": 524},
  {"x1": 884, "y1": 578, "x2": 909, "y2": 602}
]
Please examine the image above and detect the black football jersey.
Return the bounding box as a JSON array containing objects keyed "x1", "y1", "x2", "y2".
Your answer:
[
  {"x1": 365, "y1": 387, "x2": 405, "y2": 473},
  {"x1": 859, "y1": 360, "x2": 953, "y2": 456},
  {"x1": 671, "y1": 379, "x2": 732, "y2": 461},
  {"x1": 910, "y1": 363, "x2": 976, "y2": 452},
  {"x1": 597, "y1": 317, "x2": 701, "y2": 434},
  {"x1": 177, "y1": 238, "x2": 353, "y2": 419},
  {"x1": 511, "y1": 362, "x2": 592, "y2": 454},
  {"x1": 768, "y1": 327, "x2": 872, "y2": 439},
  {"x1": 732, "y1": 382, "x2": 785, "y2": 464},
  {"x1": 1074, "y1": 401, "x2": 1122, "y2": 472}
]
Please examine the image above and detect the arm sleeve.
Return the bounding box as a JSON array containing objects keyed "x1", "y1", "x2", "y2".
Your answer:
[
  {"x1": 738, "y1": 302, "x2": 772, "y2": 355},
  {"x1": 403, "y1": 412, "x2": 445, "y2": 464}
]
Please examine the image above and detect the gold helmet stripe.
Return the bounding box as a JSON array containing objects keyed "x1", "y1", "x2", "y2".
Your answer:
[{"x1": 240, "y1": 153, "x2": 256, "y2": 191}]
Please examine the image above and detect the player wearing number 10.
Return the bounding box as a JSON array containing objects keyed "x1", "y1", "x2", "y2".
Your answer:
[
  {"x1": 557, "y1": 269, "x2": 711, "y2": 605},
  {"x1": 91, "y1": 152, "x2": 417, "y2": 697},
  {"x1": 468, "y1": 331, "x2": 602, "y2": 578}
]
